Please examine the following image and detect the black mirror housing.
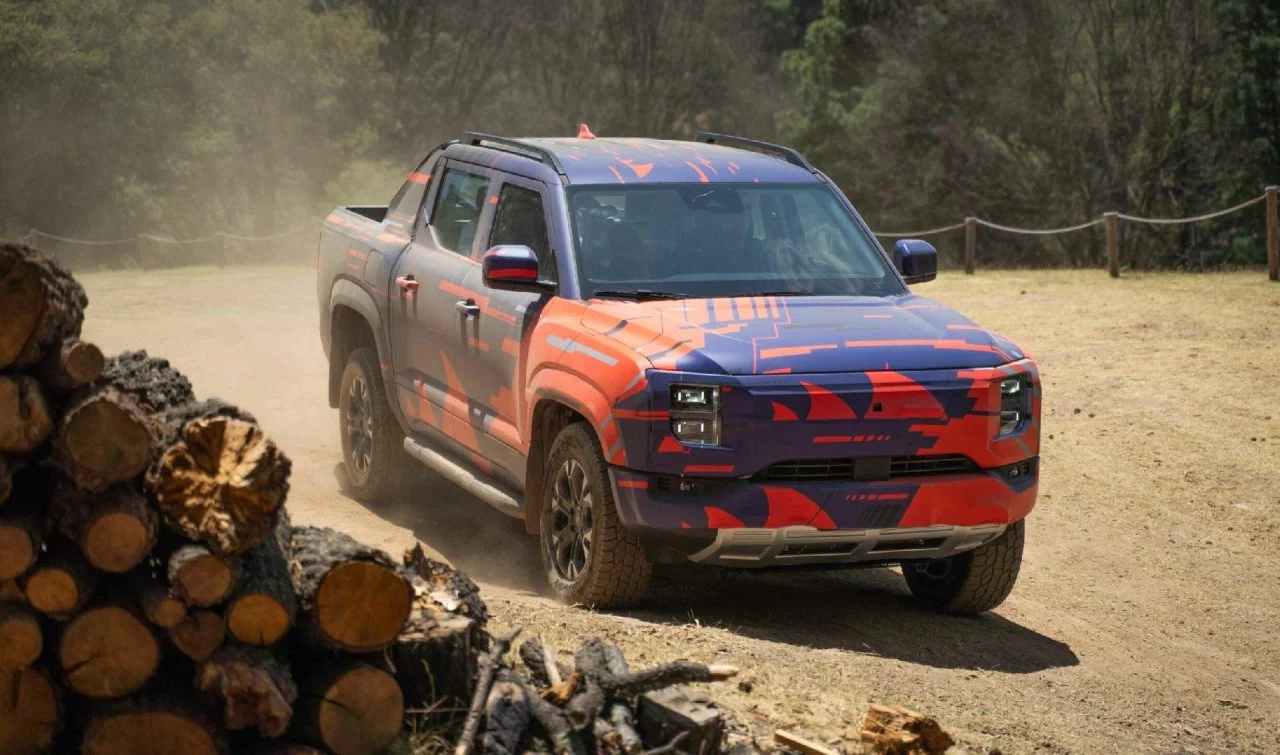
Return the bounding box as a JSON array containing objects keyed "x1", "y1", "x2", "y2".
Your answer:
[{"x1": 893, "y1": 239, "x2": 938, "y2": 284}]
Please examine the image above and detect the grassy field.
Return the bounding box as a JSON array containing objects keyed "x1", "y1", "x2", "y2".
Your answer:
[{"x1": 78, "y1": 266, "x2": 1280, "y2": 753}]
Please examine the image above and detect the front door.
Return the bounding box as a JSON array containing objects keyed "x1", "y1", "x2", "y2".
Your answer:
[{"x1": 389, "y1": 161, "x2": 497, "y2": 441}]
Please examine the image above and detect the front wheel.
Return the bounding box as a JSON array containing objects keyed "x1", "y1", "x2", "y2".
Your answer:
[
  {"x1": 539, "y1": 423, "x2": 651, "y2": 608},
  {"x1": 901, "y1": 519, "x2": 1025, "y2": 615},
  {"x1": 338, "y1": 347, "x2": 414, "y2": 502}
]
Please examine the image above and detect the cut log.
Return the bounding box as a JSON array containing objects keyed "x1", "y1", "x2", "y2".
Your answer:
[
  {"x1": 456, "y1": 626, "x2": 520, "y2": 755},
  {"x1": 292, "y1": 659, "x2": 404, "y2": 755},
  {"x1": 22, "y1": 538, "x2": 97, "y2": 619},
  {"x1": 0, "y1": 456, "x2": 12, "y2": 506},
  {"x1": 60, "y1": 603, "x2": 160, "y2": 698},
  {"x1": 404, "y1": 543, "x2": 488, "y2": 623},
  {"x1": 636, "y1": 688, "x2": 724, "y2": 755},
  {"x1": 0, "y1": 491, "x2": 45, "y2": 580},
  {"x1": 145, "y1": 400, "x2": 291, "y2": 554},
  {"x1": 227, "y1": 513, "x2": 296, "y2": 646},
  {"x1": 195, "y1": 644, "x2": 297, "y2": 737},
  {"x1": 168, "y1": 544, "x2": 241, "y2": 607},
  {"x1": 35, "y1": 338, "x2": 104, "y2": 394},
  {"x1": 0, "y1": 376, "x2": 54, "y2": 454},
  {"x1": 50, "y1": 480, "x2": 158, "y2": 573},
  {"x1": 0, "y1": 601, "x2": 42, "y2": 669},
  {"x1": 0, "y1": 666, "x2": 60, "y2": 755},
  {"x1": 0, "y1": 580, "x2": 23, "y2": 602},
  {"x1": 168, "y1": 609, "x2": 226, "y2": 662},
  {"x1": 290, "y1": 526, "x2": 411, "y2": 653},
  {"x1": 82, "y1": 689, "x2": 226, "y2": 755},
  {"x1": 0, "y1": 242, "x2": 86, "y2": 371},
  {"x1": 54, "y1": 350, "x2": 194, "y2": 492},
  {"x1": 385, "y1": 609, "x2": 482, "y2": 709},
  {"x1": 129, "y1": 570, "x2": 187, "y2": 629}
]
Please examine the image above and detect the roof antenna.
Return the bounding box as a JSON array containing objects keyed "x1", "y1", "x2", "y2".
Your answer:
[{"x1": 577, "y1": 123, "x2": 596, "y2": 140}]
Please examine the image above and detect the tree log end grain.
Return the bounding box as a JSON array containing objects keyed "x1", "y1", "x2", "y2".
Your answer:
[
  {"x1": 55, "y1": 391, "x2": 153, "y2": 491},
  {"x1": 22, "y1": 538, "x2": 96, "y2": 620},
  {"x1": 168, "y1": 546, "x2": 240, "y2": 607},
  {"x1": 82, "y1": 693, "x2": 225, "y2": 755},
  {"x1": 0, "y1": 602, "x2": 42, "y2": 669},
  {"x1": 85, "y1": 512, "x2": 155, "y2": 573},
  {"x1": 0, "y1": 377, "x2": 54, "y2": 454},
  {"x1": 195, "y1": 645, "x2": 297, "y2": 737},
  {"x1": 60, "y1": 605, "x2": 159, "y2": 698},
  {"x1": 50, "y1": 482, "x2": 160, "y2": 574},
  {"x1": 0, "y1": 529, "x2": 36, "y2": 581},
  {"x1": 294, "y1": 661, "x2": 404, "y2": 755},
  {"x1": 146, "y1": 594, "x2": 188, "y2": 630},
  {"x1": 38, "y1": 338, "x2": 105, "y2": 393},
  {"x1": 0, "y1": 667, "x2": 60, "y2": 755},
  {"x1": 168, "y1": 610, "x2": 227, "y2": 663},
  {"x1": 0, "y1": 250, "x2": 46, "y2": 369},
  {"x1": 227, "y1": 594, "x2": 292, "y2": 647},
  {"x1": 315, "y1": 561, "x2": 412, "y2": 653},
  {"x1": 148, "y1": 416, "x2": 291, "y2": 554},
  {"x1": 0, "y1": 243, "x2": 86, "y2": 371}
]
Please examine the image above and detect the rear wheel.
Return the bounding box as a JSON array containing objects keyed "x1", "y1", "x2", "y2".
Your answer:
[
  {"x1": 338, "y1": 347, "x2": 413, "y2": 502},
  {"x1": 901, "y1": 519, "x2": 1025, "y2": 615},
  {"x1": 539, "y1": 423, "x2": 651, "y2": 607}
]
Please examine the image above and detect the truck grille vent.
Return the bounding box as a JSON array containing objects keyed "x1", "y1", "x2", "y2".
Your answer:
[{"x1": 753, "y1": 454, "x2": 975, "y2": 483}]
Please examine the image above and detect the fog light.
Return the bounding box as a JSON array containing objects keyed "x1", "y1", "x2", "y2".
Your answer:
[{"x1": 670, "y1": 384, "x2": 721, "y2": 446}]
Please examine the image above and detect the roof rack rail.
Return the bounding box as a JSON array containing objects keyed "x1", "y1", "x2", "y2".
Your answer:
[
  {"x1": 694, "y1": 132, "x2": 818, "y2": 174},
  {"x1": 460, "y1": 132, "x2": 569, "y2": 183}
]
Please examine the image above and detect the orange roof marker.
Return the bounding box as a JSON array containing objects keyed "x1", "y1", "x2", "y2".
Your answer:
[{"x1": 578, "y1": 123, "x2": 596, "y2": 139}]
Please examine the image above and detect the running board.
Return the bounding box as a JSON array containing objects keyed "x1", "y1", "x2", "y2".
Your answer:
[{"x1": 402, "y1": 437, "x2": 523, "y2": 518}]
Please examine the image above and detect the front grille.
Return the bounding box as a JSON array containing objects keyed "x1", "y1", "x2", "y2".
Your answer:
[{"x1": 753, "y1": 454, "x2": 976, "y2": 483}]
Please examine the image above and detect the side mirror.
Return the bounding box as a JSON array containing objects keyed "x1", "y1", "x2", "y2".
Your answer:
[
  {"x1": 893, "y1": 239, "x2": 937, "y2": 284},
  {"x1": 481, "y1": 245, "x2": 549, "y2": 292}
]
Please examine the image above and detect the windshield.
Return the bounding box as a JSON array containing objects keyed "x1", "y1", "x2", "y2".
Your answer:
[{"x1": 568, "y1": 183, "x2": 904, "y2": 299}]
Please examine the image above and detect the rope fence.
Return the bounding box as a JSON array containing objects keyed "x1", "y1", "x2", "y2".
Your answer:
[
  {"x1": 11, "y1": 187, "x2": 1280, "y2": 281},
  {"x1": 871, "y1": 186, "x2": 1280, "y2": 281}
]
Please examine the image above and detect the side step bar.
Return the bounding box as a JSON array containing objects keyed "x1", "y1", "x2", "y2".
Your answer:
[{"x1": 402, "y1": 437, "x2": 523, "y2": 518}]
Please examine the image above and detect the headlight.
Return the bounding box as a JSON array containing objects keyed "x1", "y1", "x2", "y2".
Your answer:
[
  {"x1": 670, "y1": 384, "x2": 721, "y2": 446},
  {"x1": 998, "y1": 377, "x2": 1029, "y2": 436}
]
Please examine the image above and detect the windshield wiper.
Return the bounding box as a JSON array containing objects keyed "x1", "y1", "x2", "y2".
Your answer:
[
  {"x1": 591, "y1": 289, "x2": 692, "y2": 300},
  {"x1": 738, "y1": 289, "x2": 821, "y2": 297}
]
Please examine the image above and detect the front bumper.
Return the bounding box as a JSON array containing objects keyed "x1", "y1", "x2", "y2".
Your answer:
[{"x1": 689, "y1": 523, "x2": 1006, "y2": 567}]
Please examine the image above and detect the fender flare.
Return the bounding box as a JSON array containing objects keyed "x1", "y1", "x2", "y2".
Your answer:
[{"x1": 327, "y1": 279, "x2": 395, "y2": 405}]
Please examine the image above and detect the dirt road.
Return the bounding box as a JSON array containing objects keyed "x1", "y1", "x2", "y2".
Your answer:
[{"x1": 79, "y1": 266, "x2": 1279, "y2": 753}]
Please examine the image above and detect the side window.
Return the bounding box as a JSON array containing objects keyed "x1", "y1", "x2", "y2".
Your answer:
[
  {"x1": 431, "y1": 168, "x2": 491, "y2": 254},
  {"x1": 490, "y1": 184, "x2": 555, "y2": 281},
  {"x1": 387, "y1": 159, "x2": 433, "y2": 230}
]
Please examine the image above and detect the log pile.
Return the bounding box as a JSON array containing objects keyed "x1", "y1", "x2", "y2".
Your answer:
[{"x1": 0, "y1": 242, "x2": 753, "y2": 755}]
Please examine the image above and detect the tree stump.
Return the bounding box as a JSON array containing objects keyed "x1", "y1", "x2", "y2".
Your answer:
[
  {"x1": 0, "y1": 667, "x2": 60, "y2": 755},
  {"x1": 0, "y1": 377, "x2": 53, "y2": 454},
  {"x1": 195, "y1": 644, "x2": 297, "y2": 737},
  {"x1": 50, "y1": 480, "x2": 158, "y2": 573},
  {"x1": 0, "y1": 602, "x2": 43, "y2": 669},
  {"x1": 0, "y1": 242, "x2": 86, "y2": 371},
  {"x1": 22, "y1": 538, "x2": 97, "y2": 620},
  {"x1": 146, "y1": 400, "x2": 291, "y2": 554},
  {"x1": 291, "y1": 660, "x2": 404, "y2": 755},
  {"x1": 34, "y1": 338, "x2": 104, "y2": 394},
  {"x1": 290, "y1": 526, "x2": 411, "y2": 653},
  {"x1": 168, "y1": 544, "x2": 241, "y2": 607},
  {"x1": 55, "y1": 351, "x2": 194, "y2": 492},
  {"x1": 168, "y1": 609, "x2": 227, "y2": 662},
  {"x1": 60, "y1": 603, "x2": 160, "y2": 698},
  {"x1": 81, "y1": 690, "x2": 226, "y2": 755},
  {"x1": 384, "y1": 609, "x2": 482, "y2": 709},
  {"x1": 227, "y1": 513, "x2": 296, "y2": 646}
]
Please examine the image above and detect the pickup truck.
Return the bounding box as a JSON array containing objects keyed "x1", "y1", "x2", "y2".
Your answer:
[{"x1": 317, "y1": 130, "x2": 1040, "y2": 612}]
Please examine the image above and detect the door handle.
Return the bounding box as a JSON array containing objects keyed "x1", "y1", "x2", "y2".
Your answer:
[
  {"x1": 455, "y1": 299, "x2": 481, "y2": 317},
  {"x1": 396, "y1": 275, "x2": 419, "y2": 294}
]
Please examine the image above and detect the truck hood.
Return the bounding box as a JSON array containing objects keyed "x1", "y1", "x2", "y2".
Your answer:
[{"x1": 579, "y1": 294, "x2": 1026, "y2": 375}]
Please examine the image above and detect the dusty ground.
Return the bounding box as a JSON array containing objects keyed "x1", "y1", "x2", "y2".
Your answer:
[{"x1": 78, "y1": 266, "x2": 1279, "y2": 754}]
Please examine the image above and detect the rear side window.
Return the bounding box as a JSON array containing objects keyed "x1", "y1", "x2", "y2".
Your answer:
[
  {"x1": 490, "y1": 185, "x2": 555, "y2": 281},
  {"x1": 387, "y1": 159, "x2": 433, "y2": 231},
  {"x1": 432, "y1": 168, "x2": 490, "y2": 254}
]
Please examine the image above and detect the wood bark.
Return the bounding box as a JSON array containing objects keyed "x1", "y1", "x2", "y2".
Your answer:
[
  {"x1": 0, "y1": 601, "x2": 42, "y2": 669},
  {"x1": 291, "y1": 659, "x2": 404, "y2": 755},
  {"x1": 168, "y1": 609, "x2": 227, "y2": 662},
  {"x1": 289, "y1": 526, "x2": 411, "y2": 653},
  {"x1": 129, "y1": 570, "x2": 188, "y2": 629},
  {"x1": 227, "y1": 512, "x2": 296, "y2": 647},
  {"x1": 0, "y1": 456, "x2": 12, "y2": 506},
  {"x1": 59, "y1": 602, "x2": 160, "y2": 698},
  {"x1": 55, "y1": 350, "x2": 194, "y2": 492},
  {"x1": 146, "y1": 399, "x2": 291, "y2": 554},
  {"x1": 457, "y1": 627, "x2": 521, "y2": 755},
  {"x1": 168, "y1": 544, "x2": 241, "y2": 607},
  {"x1": 0, "y1": 666, "x2": 60, "y2": 755},
  {"x1": 22, "y1": 537, "x2": 97, "y2": 620},
  {"x1": 81, "y1": 688, "x2": 227, "y2": 755},
  {"x1": 404, "y1": 542, "x2": 488, "y2": 623},
  {"x1": 35, "y1": 338, "x2": 104, "y2": 394},
  {"x1": 194, "y1": 644, "x2": 297, "y2": 738},
  {"x1": 636, "y1": 688, "x2": 724, "y2": 755},
  {"x1": 858, "y1": 704, "x2": 953, "y2": 755},
  {"x1": 0, "y1": 490, "x2": 45, "y2": 580},
  {"x1": 0, "y1": 376, "x2": 54, "y2": 454},
  {"x1": 0, "y1": 242, "x2": 87, "y2": 371},
  {"x1": 50, "y1": 480, "x2": 158, "y2": 573},
  {"x1": 385, "y1": 609, "x2": 482, "y2": 709},
  {"x1": 480, "y1": 679, "x2": 530, "y2": 755}
]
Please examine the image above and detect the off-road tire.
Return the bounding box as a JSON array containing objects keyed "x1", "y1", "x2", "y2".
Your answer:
[
  {"x1": 338, "y1": 347, "x2": 414, "y2": 502},
  {"x1": 540, "y1": 422, "x2": 651, "y2": 607},
  {"x1": 901, "y1": 519, "x2": 1025, "y2": 615}
]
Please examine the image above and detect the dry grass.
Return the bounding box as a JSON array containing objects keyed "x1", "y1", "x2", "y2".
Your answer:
[{"x1": 77, "y1": 267, "x2": 1280, "y2": 754}]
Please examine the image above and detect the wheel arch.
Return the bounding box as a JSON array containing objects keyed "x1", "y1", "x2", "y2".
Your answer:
[
  {"x1": 328, "y1": 280, "x2": 386, "y2": 408},
  {"x1": 523, "y1": 392, "x2": 599, "y2": 535}
]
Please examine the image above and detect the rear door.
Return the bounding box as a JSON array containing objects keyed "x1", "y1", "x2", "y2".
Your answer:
[
  {"x1": 388, "y1": 160, "x2": 497, "y2": 439},
  {"x1": 456, "y1": 174, "x2": 559, "y2": 485}
]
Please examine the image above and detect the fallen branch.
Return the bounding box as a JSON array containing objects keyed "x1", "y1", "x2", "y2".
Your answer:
[{"x1": 455, "y1": 626, "x2": 521, "y2": 755}]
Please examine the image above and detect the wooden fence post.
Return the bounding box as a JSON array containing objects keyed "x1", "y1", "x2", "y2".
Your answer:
[
  {"x1": 964, "y1": 217, "x2": 976, "y2": 275},
  {"x1": 1105, "y1": 212, "x2": 1119, "y2": 278},
  {"x1": 1267, "y1": 185, "x2": 1278, "y2": 282}
]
